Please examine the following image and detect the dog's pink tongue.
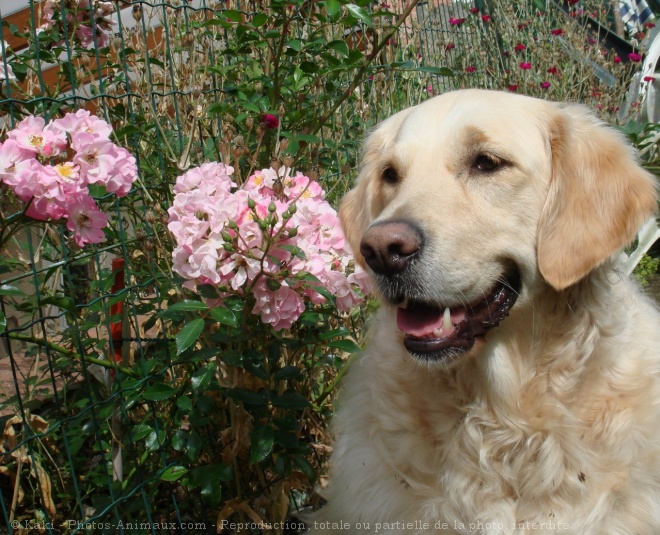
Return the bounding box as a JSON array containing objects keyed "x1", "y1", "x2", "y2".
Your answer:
[{"x1": 397, "y1": 306, "x2": 446, "y2": 337}]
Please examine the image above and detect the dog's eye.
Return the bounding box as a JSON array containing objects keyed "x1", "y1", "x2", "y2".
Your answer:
[
  {"x1": 382, "y1": 166, "x2": 399, "y2": 184},
  {"x1": 473, "y1": 154, "x2": 502, "y2": 173}
]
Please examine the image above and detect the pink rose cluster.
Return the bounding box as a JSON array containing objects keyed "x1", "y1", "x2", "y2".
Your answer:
[
  {"x1": 0, "y1": 111, "x2": 137, "y2": 246},
  {"x1": 40, "y1": 0, "x2": 115, "y2": 49},
  {"x1": 168, "y1": 164, "x2": 371, "y2": 331}
]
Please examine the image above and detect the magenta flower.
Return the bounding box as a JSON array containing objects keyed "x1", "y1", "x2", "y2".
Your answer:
[
  {"x1": 627, "y1": 53, "x2": 642, "y2": 63},
  {"x1": 613, "y1": 56, "x2": 622, "y2": 64},
  {"x1": 541, "y1": 81, "x2": 551, "y2": 89},
  {"x1": 260, "y1": 113, "x2": 279, "y2": 129},
  {"x1": 644, "y1": 76, "x2": 656, "y2": 83},
  {"x1": 514, "y1": 43, "x2": 527, "y2": 52},
  {"x1": 644, "y1": 22, "x2": 656, "y2": 29},
  {"x1": 551, "y1": 28, "x2": 563, "y2": 36},
  {"x1": 481, "y1": 15, "x2": 491, "y2": 22},
  {"x1": 445, "y1": 43, "x2": 455, "y2": 50},
  {"x1": 469, "y1": 7, "x2": 479, "y2": 14},
  {"x1": 519, "y1": 62, "x2": 532, "y2": 70},
  {"x1": 547, "y1": 66, "x2": 559, "y2": 75},
  {"x1": 508, "y1": 85, "x2": 518, "y2": 91},
  {"x1": 465, "y1": 66, "x2": 476, "y2": 73},
  {"x1": 449, "y1": 17, "x2": 466, "y2": 26}
]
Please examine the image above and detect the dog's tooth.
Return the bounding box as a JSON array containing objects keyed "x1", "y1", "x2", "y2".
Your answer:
[
  {"x1": 443, "y1": 307, "x2": 452, "y2": 331},
  {"x1": 433, "y1": 328, "x2": 444, "y2": 337}
]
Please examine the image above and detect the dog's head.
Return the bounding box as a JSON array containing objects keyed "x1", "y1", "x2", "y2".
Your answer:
[{"x1": 340, "y1": 89, "x2": 657, "y2": 363}]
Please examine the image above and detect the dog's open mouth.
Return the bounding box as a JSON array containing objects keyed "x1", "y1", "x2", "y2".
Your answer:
[{"x1": 396, "y1": 269, "x2": 521, "y2": 362}]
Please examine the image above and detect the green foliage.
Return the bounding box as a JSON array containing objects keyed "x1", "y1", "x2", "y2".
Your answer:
[{"x1": 634, "y1": 254, "x2": 660, "y2": 286}]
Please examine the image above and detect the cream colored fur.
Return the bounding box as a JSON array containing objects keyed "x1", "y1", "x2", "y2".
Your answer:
[{"x1": 309, "y1": 90, "x2": 660, "y2": 535}]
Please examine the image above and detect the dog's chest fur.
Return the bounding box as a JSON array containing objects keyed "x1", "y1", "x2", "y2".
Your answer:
[{"x1": 315, "y1": 275, "x2": 660, "y2": 535}]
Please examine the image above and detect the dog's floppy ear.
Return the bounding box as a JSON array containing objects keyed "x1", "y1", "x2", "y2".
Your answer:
[{"x1": 537, "y1": 104, "x2": 657, "y2": 290}]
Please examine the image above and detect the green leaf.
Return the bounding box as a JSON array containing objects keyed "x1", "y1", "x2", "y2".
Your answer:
[
  {"x1": 325, "y1": 0, "x2": 341, "y2": 21},
  {"x1": 0, "y1": 309, "x2": 5, "y2": 332},
  {"x1": 345, "y1": 4, "x2": 373, "y2": 27},
  {"x1": 415, "y1": 65, "x2": 453, "y2": 77},
  {"x1": 224, "y1": 388, "x2": 266, "y2": 406},
  {"x1": 169, "y1": 300, "x2": 209, "y2": 312},
  {"x1": 223, "y1": 9, "x2": 243, "y2": 22},
  {"x1": 249, "y1": 425, "x2": 275, "y2": 465},
  {"x1": 327, "y1": 339, "x2": 361, "y2": 353},
  {"x1": 40, "y1": 296, "x2": 77, "y2": 314},
  {"x1": 252, "y1": 13, "x2": 268, "y2": 27},
  {"x1": 176, "y1": 319, "x2": 205, "y2": 355},
  {"x1": 160, "y1": 465, "x2": 188, "y2": 482},
  {"x1": 131, "y1": 423, "x2": 153, "y2": 441},
  {"x1": 176, "y1": 396, "x2": 193, "y2": 411},
  {"x1": 145, "y1": 430, "x2": 166, "y2": 451},
  {"x1": 209, "y1": 306, "x2": 239, "y2": 328},
  {"x1": 271, "y1": 391, "x2": 309, "y2": 410},
  {"x1": 191, "y1": 362, "x2": 217, "y2": 393},
  {"x1": 274, "y1": 366, "x2": 302, "y2": 381},
  {"x1": 190, "y1": 464, "x2": 231, "y2": 506},
  {"x1": 0, "y1": 285, "x2": 24, "y2": 297},
  {"x1": 328, "y1": 39, "x2": 349, "y2": 58},
  {"x1": 143, "y1": 383, "x2": 177, "y2": 401}
]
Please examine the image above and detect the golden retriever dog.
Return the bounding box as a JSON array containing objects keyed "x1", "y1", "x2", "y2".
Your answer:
[{"x1": 309, "y1": 90, "x2": 660, "y2": 535}]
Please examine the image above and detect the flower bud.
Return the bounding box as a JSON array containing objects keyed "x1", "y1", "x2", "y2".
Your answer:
[
  {"x1": 283, "y1": 155, "x2": 294, "y2": 168},
  {"x1": 247, "y1": 197, "x2": 256, "y2": 209},
  {"x1": 258, "y1": 220, "x2": 268, "y2": 231},
  {"x1": 228, "y1": 220, "x2": 238, "y2": 230},
  {"x1": 282, "y1": 210, "x2": 291, "y2": 220},
  {"x1": 132, "y1": 5, "x2": 143, "y2": 21},
  {"x1": 278, "y1": 104, "x2": 285, "y2": 117},
  {"x1": 222, "y1": 243, "x2": 235, "y2": 252},
  {"x1": 246, "y1": 116, "x2": 254, "y2": 130},
  {"x1": 221, "y1": 230, "x2": 233, "y2": 242},
  {"x1": 288, "y1": 203, "x2": 297, "y2": 214},
  {"x1": 145, "y1": 210, "x2": 157, "y2": 224},
  {"x1": 279, "y1": 138, "x2": 289, "y2": 152},
  {"x1": 288, "y1": 227, "x2": 298, "y2": 238},
  {"x1": 268, "y1": 201, "x2": 276, "y2": 213}
]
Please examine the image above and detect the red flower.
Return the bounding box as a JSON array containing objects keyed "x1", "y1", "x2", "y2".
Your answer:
[
  {"x1": 514, "y1": 43, "x2": 527, "y2": 52},
  {"x1": 644, "y1": 76, "x2": 656, "y2": 83},
  {"x1": 518, "y1": 21, "x2": 529, "y2": 30},
  {"x1": 547, "y1": 66, "x2": 558, "y2": 74},
  {"x1": 644, "y1": 22, "x2": 656, "y2": 29},
  {"x1": 587, "y1": 37, "x2": 597, "y2": 45},
  {"x1": 635, "y1": 32, "x2": 646, "y2": 40},
  {"x1": 445, "y1": 43, "x2": 455, "y2": 51},
  {"x1": 449, "y1": 17, "x2": 466, "y2": 26},
  {"x1": 568, "y1": 0, "x2": 579, "y2": 4},
  {"x1": 469, "y1": 7, "x2": 479, "y2": 14},
  {"x1": 613, "y1": 56, "x2": 621, "y2": 64},
  {"x1": 627, "y1": 52, "x2": 642, "y2": 62},
  {"x1": 519, "y1": 62, "x2": 532, "y2": 70},
  {"x1": 550, "y1": 28, "x2": 563, "y2": 36},
  {"x1": 508, "y1": 85, "x2": 518, "y2": 91},
  {"x1": 481, "y1": 14, "x2": 491, "y2": 22},
  {"x1": 541, "y1": 81, "x2": 551, "y2": 89},
  {"x1": 465, "y1": 66, "x2": 476, "y2": 73},
  {"x1": 261, "y1": 113, "x2": 279, "y2": 129}
]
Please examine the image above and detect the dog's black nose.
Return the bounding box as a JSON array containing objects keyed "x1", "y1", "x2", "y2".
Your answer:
[{"x1": 360, "y1": 220, "x2": 422, "y2": 275}]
